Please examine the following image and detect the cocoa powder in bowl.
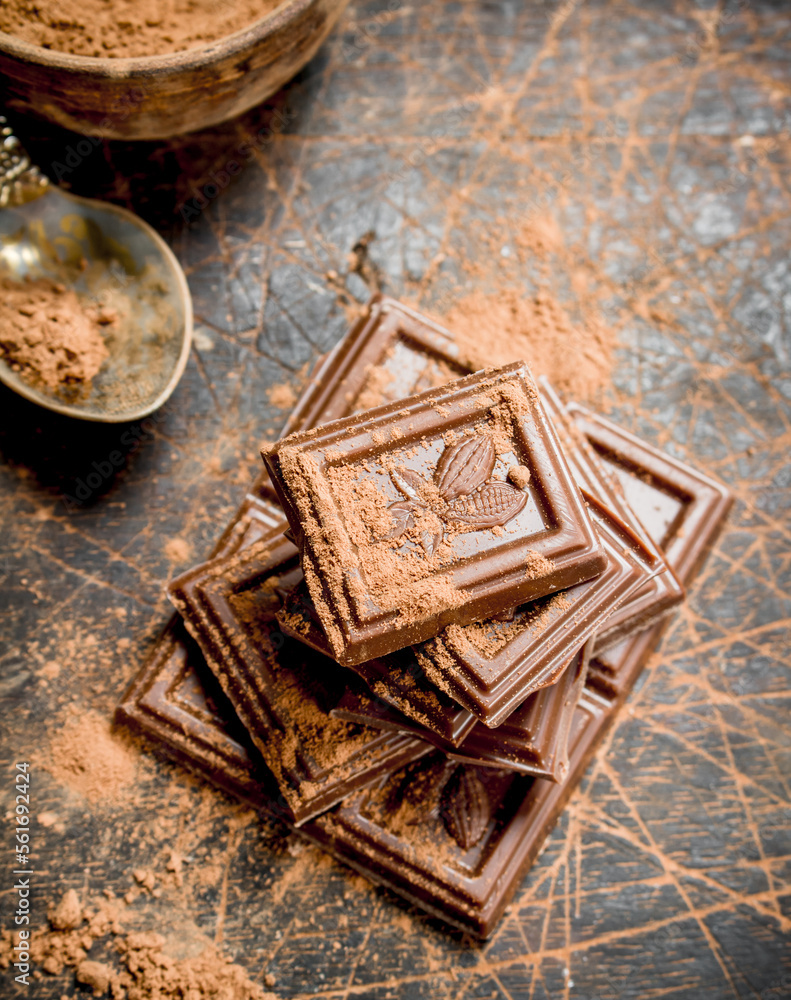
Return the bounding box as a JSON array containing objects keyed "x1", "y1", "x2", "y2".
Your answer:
[{"x1": 0, "y1": 0, "x2": 284, "y2": 58}]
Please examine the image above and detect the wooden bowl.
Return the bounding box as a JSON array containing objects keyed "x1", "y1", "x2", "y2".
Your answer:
[{"x1": 0, "y1": 0, "x2": 349, "y2": 140}]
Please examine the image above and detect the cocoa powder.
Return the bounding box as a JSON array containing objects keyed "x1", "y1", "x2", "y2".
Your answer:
[
  {"x1": 0, "y1": 0, "x2": 283, "y2": 59},
  {"x1": 437, "y1": 286, "x2": 614, "y2": 402},
  {"x1": 38, "y1": 708, "x2": 138, "y2": 803},
  {"x1": 0, "y1": 889, "x2": 276, "y2": 999},
  {"x1": 267, "y1": 381, "x2": 298, "y2": 410},
  {"x1": 0, "y1": 275, "x2": 111, "y2": 394}
]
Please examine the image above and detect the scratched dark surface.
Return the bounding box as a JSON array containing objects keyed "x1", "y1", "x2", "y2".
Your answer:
[{"x1": 1, "y1": 2, "x2": 791, "y2": 998}]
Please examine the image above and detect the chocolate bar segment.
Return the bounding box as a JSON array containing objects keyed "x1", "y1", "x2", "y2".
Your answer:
[
  {"x1": 571, "y1": 406, "x2": 733, "y2": 700},
  {"x1": 264, "y1": 363, "x2": 606, "y2": 664},
  {"x1": 281, "y1": 585, "x2": 477, "y2": 746},
  {"x1": 567, "y1": 403, "x2": 733, "y2": 585},
  {"x1": 447, "y1": 643, "x2": 588, "y2": 778},
  {"x1": 282, "y1": 295, "x2": 469, "y2": 434},
  {"x1": 539, "y1": 380, "x2": 685, "y2": 652},
  {"x1": 168, "y1": 527, "x2": 428, "y2": 825},
  {"x1": 334, "y1": 643, "x2": 589, "y2": 781},
  {"x1": 414, "y1": 495, "x2": 657, "y2": 726},
  {"x1": 116, "y1": 618, "x2": 277, "y2": 813}
]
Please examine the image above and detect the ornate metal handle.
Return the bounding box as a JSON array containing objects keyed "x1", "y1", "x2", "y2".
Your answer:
[{"x1": 0, "y1": 115, "x2": 49, "y2": 209}]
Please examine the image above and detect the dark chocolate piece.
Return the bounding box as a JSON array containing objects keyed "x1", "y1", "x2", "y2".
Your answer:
[
  {"x1": 282, "y1": 296, "x2": 469, "y2": 434},
  {"x1": 279, "y1": 580, "x2": 477, "y2": 746},
  {"x1": 334, "y1": 643, "x2": 589, "y2": 781},
  {"x1": 413, "y1": 494, "x2": 657, "y2": 726},
  {"x1": 539, "y1": 379, "x2": 685, "y2": 651},
  {"x1": 264, "y1": 362, "x2": 607, "y2": 664},
  {"x1": 294, "y1": 300, "x2": 684, "y2": 661},
  {"x1": 447, "y1": 643, "x2": 588, "y2": 778},
  {"x1": 116, "y1": 617, "x2": 279, "y2": 814},
  {"x1": 168, "y1": 526, "x2": 428, "y2": 825},
  {"x1": 567, "y1": 402, "x2": 733, "y2": 585},
  {"x1": 569, "y1": 406, "x2": 733, "y2": 700}
]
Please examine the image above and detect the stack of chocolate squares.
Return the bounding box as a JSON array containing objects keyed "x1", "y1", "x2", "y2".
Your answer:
[{"x1": 117, "y1": 297, "x2": 732, "y2": 938}]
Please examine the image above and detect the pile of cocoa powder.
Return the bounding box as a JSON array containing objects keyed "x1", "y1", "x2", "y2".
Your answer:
[
  {"x1": 0, "y1": 889, "x2": 276, "y2": 999},
  {"x1": 439, "y1": 287, "x2": 615, "y2": 403},
  {"x1": 0, "y1": 275, "x2": 112, "y2": 394},
  {"x1": 0, "y1": 0, "x2": 282, "y2": 59}
]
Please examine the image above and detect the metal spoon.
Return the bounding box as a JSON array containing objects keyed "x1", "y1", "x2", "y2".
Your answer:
[{"x1": 0, "y1": 115, "x2": 192, "y2": 422}]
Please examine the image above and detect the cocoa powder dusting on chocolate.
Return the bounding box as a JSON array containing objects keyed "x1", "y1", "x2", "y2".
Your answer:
[
  {"x1": 353, "y1": 363, "x2": 394, "y2": 410},
  {"x1": 0, "y1": 0, "x2": 283, "y2": 58},
  {"x1": 508, "y1": 464, "x2": 532, "y2": 489},
  {"x1": 0, "y1": 276, "x2": 110, "y2": 394},
  {"x1": 270, "y1": 368, "x2": 549, "y2": 637},
  {"x1": 227, "y1": 583, "x2": 390, "y2": 780},
  {"x1": 323, "y1": 453, "x2": 465, "y2": 622},
  {"x1": 524, "y1": 550, "x2": 554, "y2": 580},
  {"x1": 447, "y1": 591, "x2": 573, "y2": 657},
  {"x1": 327, "y1": 463, "x2": 394, "y2": 542}
]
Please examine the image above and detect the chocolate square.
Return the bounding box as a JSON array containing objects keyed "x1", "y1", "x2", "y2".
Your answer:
[
  {"x1": 264, "y1": 363, "x2": 606, "y2": 664},
  {"x1": 168, "y1": 525, "x2": 428, "y2": 825},
  {"x1": 539, "y1": 379, "x2": 686, "y2": 652},
  {"x1": 570, "y1": 405, "x2": 733, "y2": 700},
  {"x1": 334, "y1": 642, "x2": 590, "y2": 781}
]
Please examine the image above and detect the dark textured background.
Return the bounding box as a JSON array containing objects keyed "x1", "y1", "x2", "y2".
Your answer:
[{"x1": 2, "y1": 2, "x2": 790, "y2": 997}]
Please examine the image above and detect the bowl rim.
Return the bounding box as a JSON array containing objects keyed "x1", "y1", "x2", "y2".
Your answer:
[{"x1": 0, "y1": 0, "x2": 316, "y2": 74}]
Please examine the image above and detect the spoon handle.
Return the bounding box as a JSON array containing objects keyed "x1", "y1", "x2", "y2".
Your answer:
[{"x1": 0, "y1": 115, "x2": 50, "y2": 209}]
